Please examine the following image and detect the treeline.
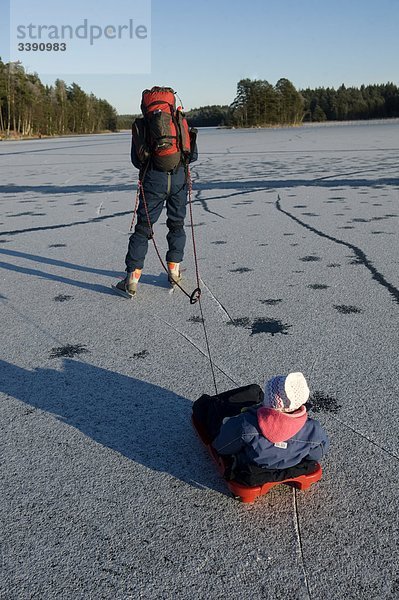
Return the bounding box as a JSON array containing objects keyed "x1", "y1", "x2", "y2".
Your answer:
[
  {"x1": 0, "y1": 58, "x2": 117, "y2": 138},
  {"x1": 229, "y1": 78, "x2": 304, "y2": 127},
  {"x1": 185, "y1": 105, "x2": 230, "y2": 127},
  {"x1": 302, "y1": 83, "x2": 399, "y2": 121},
  {"x1": 117, "y1": 114, "x2": 140, "y2": 130},
  {"x1": 183, "y1": 79, "x2": 304, "y2": 128},
  {"x1": 186, "y1": 80, "x2": 399, "y2": 127}
]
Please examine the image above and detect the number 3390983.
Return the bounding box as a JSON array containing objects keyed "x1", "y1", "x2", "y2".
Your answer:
[{"x1": 18, "y1": 43, "x2": 67, "y2": 51}]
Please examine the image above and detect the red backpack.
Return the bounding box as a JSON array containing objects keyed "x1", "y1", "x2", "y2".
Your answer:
[{"x1": 132, "y1": 86, "x2": 191, "y2": 172}]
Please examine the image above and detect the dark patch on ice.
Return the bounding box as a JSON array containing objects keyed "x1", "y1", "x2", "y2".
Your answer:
[
  {"x1": 131, "y1": 350, "x2": 149, "y2": 359},
  {"x1": 251, "y1": 318, "x2": 291, "y2": 336},
  {"x1": 53, "y1": 294, "x2": 73, "y2": 302},
  {"x1": 229, "y1": 316, "x2": 291, "y2": 336},
  {"x1": 259, "y1": 299, "x2": 282, "y2": 306},
  {"x1": 229, "y1": 267, "x2": 253, "y2": 273},
  {"x1": 48, "y1": 243, "x2": 67, "y2": 248},
  {"x1": 307, "y1": 391, "x2": 342, "y2": 414},
  {"x1": 300, "y1": 255, "x2": 321, "y2": 262},
  {"x1": 188, "y1": 315, "x2": 204, "y2": 323},
  {"x1": 211, "y1": 240, "x2": 227, "y2": 245},
  {"x1": 334, "y1": 304, "x2": 362, "y2": 314},
  {"x1": 308, "y1": 284, "x2": 329, "y2": 290},
  {"x1": 50, "y1": 344, "x2": 89, "y2": 358}
]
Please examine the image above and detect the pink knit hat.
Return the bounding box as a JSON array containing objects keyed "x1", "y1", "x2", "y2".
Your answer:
[{"x1": 264, "y1": 372, "x2": 310, "y2": 412}]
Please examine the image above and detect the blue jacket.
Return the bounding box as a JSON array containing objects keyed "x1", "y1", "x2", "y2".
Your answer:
[{"x1": 212, "y1": 407, "x2": 329, "y2": 470}]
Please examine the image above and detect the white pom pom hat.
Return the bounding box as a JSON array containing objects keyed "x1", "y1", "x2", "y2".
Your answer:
[{"x1": 264, "y1": 372, "x2": 310, "y2": 412}]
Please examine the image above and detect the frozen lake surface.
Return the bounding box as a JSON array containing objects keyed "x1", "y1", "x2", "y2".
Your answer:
[{"x1": 1, "y1": 122, "x2": 398, "y2": 599}]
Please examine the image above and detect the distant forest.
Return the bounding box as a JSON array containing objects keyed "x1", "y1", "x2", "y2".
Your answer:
[
  {"x1": 1, "y1": 58, "x2": 398, "y2": 138},
  {"x1": 117, "y1": 78, "x2": 399, "y2": 130},
  {"x1": 184, "y1": 79, "x2": 399, "y2": 128},
  {"x1": 0, "y1": 58, "x2": 117, "y2": 138}
]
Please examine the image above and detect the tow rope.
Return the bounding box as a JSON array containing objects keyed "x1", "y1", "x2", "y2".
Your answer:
[{"x1": 130, "y1": 165, "x2": 218, "y2": 394}]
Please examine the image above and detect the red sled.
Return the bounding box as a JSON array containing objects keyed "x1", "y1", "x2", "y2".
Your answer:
[{"x1": 192, "y1": 414, "x2": 322, "y2": 503}]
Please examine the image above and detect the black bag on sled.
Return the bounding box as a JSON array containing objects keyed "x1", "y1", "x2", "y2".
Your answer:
[
  {"x1": 225, "y1": 456, "x2": 318, "y2": 487},
  {"x1": 192, "y1": 383, "x2": 264, "y2": 443}
]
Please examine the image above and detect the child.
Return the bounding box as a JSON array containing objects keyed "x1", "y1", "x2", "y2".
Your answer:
[{"x1": 211, "y1": 372, "x2": 329, "y2": 484}]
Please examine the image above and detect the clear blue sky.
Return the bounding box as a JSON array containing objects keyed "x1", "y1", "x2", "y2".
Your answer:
[{"x1": 1, "y1": 0, "x2": 399, "y2": 113}]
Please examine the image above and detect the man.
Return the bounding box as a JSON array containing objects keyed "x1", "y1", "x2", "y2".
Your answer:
[{"x1": 114, "y1": 86, "x2": 198, "y2": 298}]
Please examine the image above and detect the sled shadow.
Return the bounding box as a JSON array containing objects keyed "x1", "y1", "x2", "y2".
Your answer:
[{"x1": 0, "y1": 358, "x2": 224, "y2": 493}]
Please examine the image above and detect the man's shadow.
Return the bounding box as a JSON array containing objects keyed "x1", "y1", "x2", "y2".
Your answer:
[
  {"x1": 0, "y1": 248, "x2": 171, "y2": 296},
  {"x1": 0, "y1": 358, "x2": 224, "y2": 493}
]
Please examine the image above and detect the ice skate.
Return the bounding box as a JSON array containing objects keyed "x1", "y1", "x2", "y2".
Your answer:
[
  {"x1": 167, "y1": 262, "x2": 182, "y2": 287},
  {"x1": 112, "y1": 269, "x2": 142, "y2": 299}
]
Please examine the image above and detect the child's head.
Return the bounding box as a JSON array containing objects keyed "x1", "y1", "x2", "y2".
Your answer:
[{"x1": 264, "y1": 372, "x2": 309, "y2": 413}]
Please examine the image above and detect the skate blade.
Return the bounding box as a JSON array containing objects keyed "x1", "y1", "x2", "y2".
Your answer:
[
  {"x1": 168, "y1": 276, "x2": 182, "y2": 295},
  {"x1": 111, "y1": 284, "x2": 135, "y2": 299}
]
